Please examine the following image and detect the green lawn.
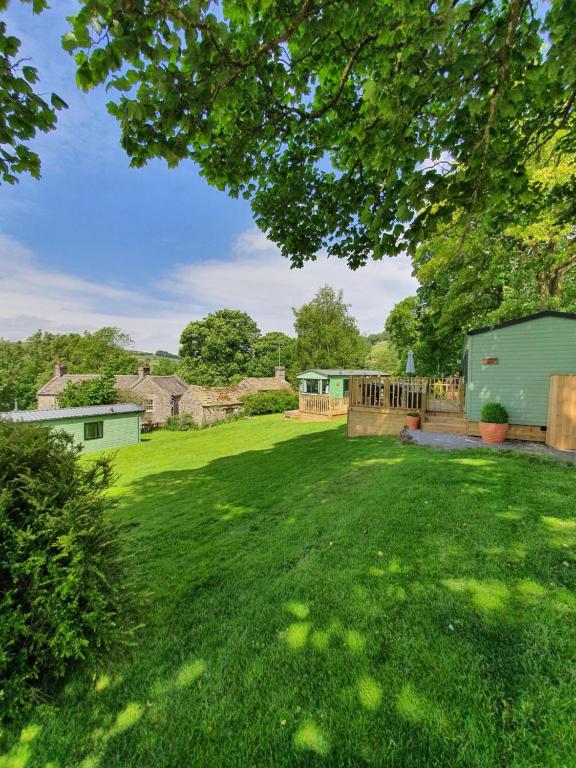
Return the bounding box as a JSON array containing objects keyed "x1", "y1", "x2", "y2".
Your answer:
[{"x1": 3, "y1": 416, "x2": 576, "y2": 768}]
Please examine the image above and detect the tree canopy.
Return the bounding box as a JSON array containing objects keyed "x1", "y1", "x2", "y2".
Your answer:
[
  {"x1": 0, "y1": 0, "x2": 67, "y2": 183},
  {"x1": 385, "y1": 146, "x2": 576, "y2": 374},
  {"x1": 247, "y1": 331, "x2": 294, "y2": 380},
  {"x1": 64, "y1": 0, "x2": 576, "y2": 265},
  {"x1": 179, "y1": 309, "x2": 261, "y2": 386},
  {"x1": 0, "y1": 327, "x2": 136, "y2": 410},
  {"x1": 292, "y1": 285, "x2": 368, "y2": 372}
]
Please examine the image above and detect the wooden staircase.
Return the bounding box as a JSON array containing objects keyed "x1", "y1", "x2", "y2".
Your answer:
[{"x1": 422, "y1": 411, "x2": 468, "y2": 435}]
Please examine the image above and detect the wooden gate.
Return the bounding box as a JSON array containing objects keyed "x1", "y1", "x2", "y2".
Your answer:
[
  {"x1": 426, "y1": 377, "x2": 464, "y2": 413},
  {"x1": 547, "y1": 375, "x2": 576, "y2": 450}
]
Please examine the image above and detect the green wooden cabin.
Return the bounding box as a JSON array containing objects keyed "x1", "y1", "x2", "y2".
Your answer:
[
  {"x1": 0, "y1": 403, "x2": 144, "y2": 452},
  {"x1": 462, "y1": 311, "x2": 576, "y2": 427},
  {"x1": 297, "y1": 369, "x2": 387, "y2": 398}
]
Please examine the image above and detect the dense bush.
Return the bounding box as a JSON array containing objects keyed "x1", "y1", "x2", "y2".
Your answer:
[
  {"x1": 241, "y1": 389, "x2": 298, "y2": 416},
  {"x1": 0, "y1": 422, "x2": 132, "y2": 720},
  {"x1": 59, "y1": 372, "x2": 118, "y2": 408},
  {"x1": 165, "y1": 413, "x2": 199, "y2": 431},
  {"x1": 480, "y1": 402, "x2": 509, "y2": 423}
]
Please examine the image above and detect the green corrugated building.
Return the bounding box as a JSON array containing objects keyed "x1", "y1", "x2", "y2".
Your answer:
[
  {"x1": 462, "y1": 311, "x2": 576, "y2": 426},
  {"x1": 0, "y1": 403, "x2": 144, "y2": 452},
  {"x1": 296, "y1": 369, "x2": 387, "y2": 398}
]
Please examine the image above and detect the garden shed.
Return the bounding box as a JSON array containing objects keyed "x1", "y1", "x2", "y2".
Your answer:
[
  {"x1": 462, "y1": 311, "x2": 576, "y2": 442},
  {"x1": 0, "y1": 403, "x2": 144, "y2": 452}
]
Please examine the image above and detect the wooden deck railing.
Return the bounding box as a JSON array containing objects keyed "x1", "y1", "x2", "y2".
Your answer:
[
  {"x1": 426, "y1": 377, "x2": 464, "y2": 413},
  {"x1": 299, "y1": 394, "x2": 350, "y2": 416},
  {"x1": 349, "y1": 376, "x2": 464, "y2": 414}
]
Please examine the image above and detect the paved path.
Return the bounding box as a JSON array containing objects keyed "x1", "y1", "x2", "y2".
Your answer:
[{"x1": 406, "y1": 429, "x2": 576, "y2": 464}]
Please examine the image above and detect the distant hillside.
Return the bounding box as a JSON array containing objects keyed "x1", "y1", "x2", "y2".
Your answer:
[{"x1": 132, "y1": 350, "x2": 181, "y2": 362}]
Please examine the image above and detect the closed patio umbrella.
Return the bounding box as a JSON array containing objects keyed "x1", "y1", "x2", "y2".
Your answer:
[{"x1": 405, "y1": 349, "x2": 416, "y2": 375}]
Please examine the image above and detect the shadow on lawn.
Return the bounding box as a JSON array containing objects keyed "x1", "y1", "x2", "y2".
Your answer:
[{"x1": 4, "y1": 426, "x2": 575, "y2": 768}]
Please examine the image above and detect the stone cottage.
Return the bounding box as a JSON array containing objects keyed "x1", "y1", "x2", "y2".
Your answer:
[
  {"x1": 37, "y1": 362, "x2": 188, "y2": 425},
  {"x1": 179, "y1": 385, "x2": 244, "y2": 427},
  {"x1": 235, "y1": 366, "x2": 293, "y2": 395},
  {"x1": 179, "y1": 367, "x2": 292, "y2": 427},
  {"x1": 38, "y1": 362, "x2": 292, "y2": 428}
]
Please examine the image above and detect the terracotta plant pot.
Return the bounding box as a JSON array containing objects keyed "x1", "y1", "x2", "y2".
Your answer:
[
  {"x1": 406, "y1": 414, "x2": 421, "y2": 430},
  {"x1": 479, "y1": 421, "x2": 509, "y2": 444}
]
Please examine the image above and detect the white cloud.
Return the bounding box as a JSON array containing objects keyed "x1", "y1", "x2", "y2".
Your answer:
[
  {"x1": 0, "y1": 234, "x2": 193, "y2": 351},
  {"x1": 0, "y1": 229, "x2": 418, "y2": 351},
  {"x1": 164, "y1": 229, "x2": 418, "y2": 334}
]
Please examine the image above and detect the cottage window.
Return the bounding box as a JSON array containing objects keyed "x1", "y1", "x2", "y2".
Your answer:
[
  {"x1": 304, "y1": 379, "x2": 319, "y2": 394},
  {"x1": 84, "y1": 421, "x2": 103, "y2": 441},
  {"x1": 145, "y1": 399, "x2": 154, "y2": 412}
]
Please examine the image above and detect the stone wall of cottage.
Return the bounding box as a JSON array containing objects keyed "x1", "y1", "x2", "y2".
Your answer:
[
  {"x1": 37, "y1": 394, "x2": 58, "y2": 409},
  {"x1": 130, "y1": 380, "x2": 174, "y2": 425},
  {"x1": 178, "y1": 389, "x2": 206, "y2": 426},
  {"x1": 202, "y1": 403, "x2": 242, "y2": 427},
  {"x1": 179, "y1": 388, "x2": 242, "y2": 427}
]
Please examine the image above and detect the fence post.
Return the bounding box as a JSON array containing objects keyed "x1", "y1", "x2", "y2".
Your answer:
[{"x1": 421, "y1": 380, "x2": 428, "y2": 418}]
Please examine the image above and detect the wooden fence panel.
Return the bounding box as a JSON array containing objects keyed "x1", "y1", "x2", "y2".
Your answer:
[
  {"x1": 427, "y1": 377, "x2": 464, "y2": 413},
  {"x1": 547, "y1": 375, "x2": 576, "y2": 450},
  {"x1": 299, "y1": 394, "x2": 349, "y2": 416}
]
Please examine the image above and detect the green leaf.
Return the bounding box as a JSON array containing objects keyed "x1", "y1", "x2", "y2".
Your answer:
[{"x1": 50, "y1": 93, "x2": 69, "y2": 110}]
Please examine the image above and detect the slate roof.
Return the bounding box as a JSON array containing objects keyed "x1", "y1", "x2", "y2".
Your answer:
[
  {"x1": 236, "y1": 377, "x2": 292, "y2": 393},
  {"x1": 186, "y1": 385, "x2": 243, "y2": 407},
  {"x1": 114, "y1": 375, "x2": 141, "y2": 389},
  {"x1": 296, "y1": 369, "x2": 388, "y2": 378},
  {"x1": 38, "y1": 374, "x2": 100, "y2": 395},
  {"x1": 37, "y1": 373, "x2": 187, "y2": 396},
  {"x1": 146, "y1": 375, "x2": 188, "y2": 396},
  {"x1": 0, "y1": 403, "x2": 145, "y2": 423}
]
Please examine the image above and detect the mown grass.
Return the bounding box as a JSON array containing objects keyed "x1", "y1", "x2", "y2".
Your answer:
[{"x1": 2, "y1": 415, "x2": 576, "y2": 768}]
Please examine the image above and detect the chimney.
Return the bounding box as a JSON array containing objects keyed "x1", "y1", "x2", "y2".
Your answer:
[
  {"x1": 275, "y1": 365, "x2": 286, "y2": 380},
  {"x1": 138, "y1": 361, "x2": 151, "y2": 378},
  {"x1": 54, "y1": 361, "x2": 68, "y2": 378}
]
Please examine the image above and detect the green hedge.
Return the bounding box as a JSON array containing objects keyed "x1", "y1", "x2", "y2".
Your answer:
[
  {"x1": 165, "y1": 413, "x2": 199, "y2": 431},
  {"x1": 241, "y1": 389, "x2": 298, "y2": 415},
  {"x1": 480, "y1": 402, "x2": 509, "y2": 423},
  {"x1": 0, "y1": 422, "x2": 132, "y2": 720}
]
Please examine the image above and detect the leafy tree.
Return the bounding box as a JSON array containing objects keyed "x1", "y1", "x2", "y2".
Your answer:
[
  {"x1": 179, "y1": 310, "x2": 261, "y2": 386},
  {"x1": 364, "y1": 331, "x2": 389, "y2": 346},
  {"x1": 385, "y1": 298, "x2": 420, "y2": 358},
  {"x1": 248, "y1": 332, "x2": 295, "y2": 380},
  {"x1": 151, "y1": 356, "x2": 180, "y2": 376},
  {"x1": 59, "y1": 372, "x2": 117, "y2": 408},
  {"x1": 0, "y1": 327, "x2": 136, "y2": 411},
  {"x1": 292, "y1": 285, "x2": 368, "y2": 372},
  {"x1": 0, "y1": 421, "x2": 132, "y2": 719},
  {"x1": 0, "y1": 0, "x2": 68, "y2": 183},
  {"x1": 65, "y1": 0, "x2": 576, "y2": 265},
  {"x1": 385, "y1": 146, "x2": 576, "y2": 374}
]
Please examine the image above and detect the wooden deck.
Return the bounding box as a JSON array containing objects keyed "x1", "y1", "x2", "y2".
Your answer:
[
  {"x1": 298, "y1": 393, "x2": 349, "y2": 418},
  {"x1": 347, "y1": 376, "x2": 546, "y2": 442}
]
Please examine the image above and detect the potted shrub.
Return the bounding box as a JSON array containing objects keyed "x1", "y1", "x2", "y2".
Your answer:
[
  {"x1": 406, "y1": 411, "x2": 421, "y2": 430},
  {"x1": 479, "y1": 402, "x2": 509, "y2": 444}
]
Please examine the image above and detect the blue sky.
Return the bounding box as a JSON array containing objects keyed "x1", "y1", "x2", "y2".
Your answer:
[{"x1": 0, "y1": 1, "x2": 416, "y2": 352}]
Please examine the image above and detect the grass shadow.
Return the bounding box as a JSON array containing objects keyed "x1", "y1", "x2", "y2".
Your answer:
[{"x1": 3, "y1": 418, "x2": 575, "y2": 767}]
